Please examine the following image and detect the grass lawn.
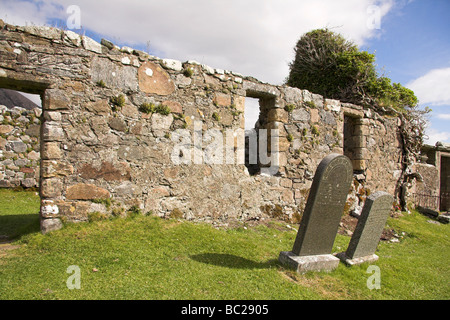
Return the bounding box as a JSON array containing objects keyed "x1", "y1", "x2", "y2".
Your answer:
[
  {"x1": 0, "y1": 189, "x2": 448, "y2": 300},
  {"x1": 0, "y1": 189, "x2": 40, "y2": 240}
]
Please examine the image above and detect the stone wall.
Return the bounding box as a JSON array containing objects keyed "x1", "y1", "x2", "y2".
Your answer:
[
  {"x1": 0, "y1": 21, "x2": 406, "y2": 233},
  {"x1": 0, "y1": 105, "x2": 41, "y2": 188},
  {"x1": 413, "y1": 143, "x2": 450, "y2": 211}
]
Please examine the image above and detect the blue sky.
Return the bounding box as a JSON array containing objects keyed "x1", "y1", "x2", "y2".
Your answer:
[
  {"x1": 1, "y1": 0, "x2": 449, "y2": 144},
  {"x1": 360, "y1": 0, "x2": 450, "y2": 145}
]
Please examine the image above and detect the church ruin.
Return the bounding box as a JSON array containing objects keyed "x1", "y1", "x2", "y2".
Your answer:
[{"x1": 0, "y1": 21, "x2": 439, "y2": 233}]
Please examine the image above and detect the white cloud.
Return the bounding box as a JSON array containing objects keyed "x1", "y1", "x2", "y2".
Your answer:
[
  {"x1": 407, "y1": 67, "x2": 450, "y2": 106},
  {"x1": 0, "y1": 0, "x2": 60, "y2": 27},
  {"x1": 1, "y1": 0, "x2": 394, "y2": 84},
  {"x1": 437, "y1": 114, "x2": 450, "y2": 120},
  {"x1": 424, "y1": 128, "x2": 450, "y2": 145}
]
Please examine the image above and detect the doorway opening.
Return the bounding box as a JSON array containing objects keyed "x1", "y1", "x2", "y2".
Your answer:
[
  {"x1": 0, "y1": 87, "x2": 42, "y2": 241},
  {"x1": 440, "y1": 155, "x2": 450, "y2": 211}
]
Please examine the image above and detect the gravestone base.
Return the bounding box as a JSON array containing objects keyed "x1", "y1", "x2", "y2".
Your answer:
[
  {"x1": 278, "y1": 251, "x2": 340, "y2": 274},
  {"x1": 336, "y1": 252, "x2": 379, "y2": 266}
]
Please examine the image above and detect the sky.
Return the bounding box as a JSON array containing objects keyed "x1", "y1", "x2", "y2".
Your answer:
[{"x1": 1, "y1": 0, "x2": 449, "y2": 144}]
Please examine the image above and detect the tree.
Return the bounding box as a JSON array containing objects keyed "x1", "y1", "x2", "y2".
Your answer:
[
  {"x1": 286, "y1": 29, "x2": 377, "y2": 105},
  {"x1": 286, "y1": 28, "x2": 425, "y2": 116}
]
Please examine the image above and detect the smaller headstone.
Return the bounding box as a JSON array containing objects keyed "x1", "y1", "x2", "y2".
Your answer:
[
  {"x1": 279, "y1": 154, "x2": 353, "y2": 273},
  {"x1": 337, "y1": 191, "x2": 393, "y2": 266}
]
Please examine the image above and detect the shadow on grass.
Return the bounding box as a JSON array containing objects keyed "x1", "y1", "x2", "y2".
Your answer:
[
  {"x1": 190, "y1": 253, "x2": 279, "y2": 269},
  {"x1": 0, "y1": 214, "x2": 40, "y2": 241}
]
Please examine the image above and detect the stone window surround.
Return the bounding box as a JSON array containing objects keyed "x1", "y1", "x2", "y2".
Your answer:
[
  {"x1": 343, "y1": 109, "x2": 369, "y2": 171},
  {"x1": 244, "y1": 85, "x2": 286, "y2": 174}
]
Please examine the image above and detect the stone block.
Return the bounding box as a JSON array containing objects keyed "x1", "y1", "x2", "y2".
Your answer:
[
  {"x1": 353, "y1": 147, "x2": 369, "y2": 160},
  {"x1": 23, "y1": 25, "x2": 61, "y2": 40},
  {"x1": 41, "y1": 178, "x2": 63, "y2": 198},
  {"x1": 152, "y1": 113, "x2": 174, "y2": 134},
  {"x1": 310, "y1": 109, "x2": 319, "y2": 123},
  {"x1": 41, "y1": 160, "x2": 74, "y2": 178},
  {"x1": 42, "y1": 142, "x2": 62, "y2": 160},
  {"x1": 343, "y1": 106, "x2": 364, "y2": 118},
  {"x1": 213, "y1": 93, "x2": 231, "y2": 107},
  {"x1": 63, "y1": 30, "x2": 81, "y2": 46},
  {"x1": 40, "y1": 199, "x2": 60, "y2": 218},
  {"x1": 325, "y1": 99, "x2": 341, "y2": 112},
  {"x1": 90, "y1": 57, "x2": 138, "y2": 91},
  {"x1": 278, "y1": 252, "x2": 340, "y2": 274},
  {"x1": 82, "y1": 36, "x2": 102, "y2": 53},
  {"x1": 0, "y1": 125, "x2": 13, "y2": 135},
  {"x1": 56, "y1": 200, "x2": 90, "y2": 222},
  {"x1": 25, "y1": 125, "x2": 40, "y2": 137},
  {"x1": 175, "y1": 74, "x2": 192, "y2": 88},
  {"x1": 162, "y1": 59, "x2": 182, "y2": 71},
  {"x1": 267, "y1": 109, "x2": 288, "y2": 123},
  {"x1": 121, "y1": 104, "x2": 139, "y2": 119},
  {"x1": 21, "y1": 178, "x2": 37, "y2": 188},
  {"x1": 311, "y1": 94, "x2": 324, "y2": 108},
  {"x1": 243, "y1": 81, "x2": 280, "y2": 97},
  {"x1": 43, "y1": 111, "x2": 62, "y2": 122},
  {"x1": 138, "y1": 61, "x2": 175, "y2": 96},
  {"x1": 0, "y1": 136, "x2": 5, "y2": 149},
  {"x1": 352, "y1": 160, "x2": 366, "y2": 171},
  {"x1": 283, "y1": 87, "x2": 303, "y2": 104},
  {"x1": 66, "y1": 183, "x2": 110, "y2": 200},
  {"x1": 234, "y1": 96, "x2": 246, "y2": 112},
  {"x1": 292, "y1": 108, "x2": 310, "y2": 122},
  {"x1": 354, "y1": 124, "x2": 369, "y2": 136},
  {"x1": 108, "y1": 117, "x2": 127, "y2": 132},
  {"x1": 6, "y1": 140, "x2": 27, "y2": 153},
  {"x1": 336, "y1": 253, "x2": 379, "y2": 266},
  {"x1": 41, "y1": 218, "x2": 63, "y2": 234},
  {"x1": 352, "y1": 135, "x2": 366, "y2": 148},
  {"x1": 162, "y1": 100, "x2": 183, "y2": 114},
  {"x1": 79, "y1": 161, "x2": 131, "y2": 182},
  {"x1": 42, "y1": 123, "x2": 64, "y2": 141},
  {"x1": 43, "y1": 90, "x2": 70, "y2": 110},
  {"x1": 86, "y1": 100, "x2": 111, "y2": 115}
]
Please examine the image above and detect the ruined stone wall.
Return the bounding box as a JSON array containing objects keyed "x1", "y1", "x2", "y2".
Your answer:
[
  {"x1": 0, "y1": 105, "x2": 41, "y2": 188},
  {"x1": 0, "y1": 21, "x2": 405, "y2": 233},
  {"x1": 412, "y1": 143, "x2": 450, "y2": 211}
]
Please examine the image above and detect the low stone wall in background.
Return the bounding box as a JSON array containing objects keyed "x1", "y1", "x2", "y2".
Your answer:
[{"x1": 0, "y1": 105, "x2": 41, "y2": 188}]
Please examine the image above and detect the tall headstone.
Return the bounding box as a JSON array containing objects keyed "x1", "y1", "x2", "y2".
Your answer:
[
  {"x1": 279, "y1": 154, "x2": 353, "y2": 273},
  {"x1": 337, "y1": 191, "x2": 393, "y2": 266}
]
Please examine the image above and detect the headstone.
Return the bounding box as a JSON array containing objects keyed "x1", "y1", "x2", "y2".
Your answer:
[
  {"x1": 279, "y1": 154, "x2": 353, "y2": 273},
  {"x1": 337, "y1": 191, "x2": 393, "y2": 266}
]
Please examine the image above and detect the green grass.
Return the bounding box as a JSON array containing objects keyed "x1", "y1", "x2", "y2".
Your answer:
[
  {"x1": 0, "y1": 189, "x2": 40, "y2": 240},
  {"x1": 0, "y1": 189, "x2": 448, "y2": 300}
]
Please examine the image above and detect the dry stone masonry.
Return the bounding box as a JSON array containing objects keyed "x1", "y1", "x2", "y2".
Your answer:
[
  {"x1": 0, "y1": 21, "x2": 409, "y2": 233},
  {"x1": 0, "y1": 105, "x2": 41, "y2": 188}
]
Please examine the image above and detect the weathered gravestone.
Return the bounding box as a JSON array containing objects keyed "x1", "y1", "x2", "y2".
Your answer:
[
  {"x1": 279, "y1": 154, "x2": 353, "y2": 273},
  {"x1": 337, "y1": 191, "x2": 393, "y2": 266}
]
